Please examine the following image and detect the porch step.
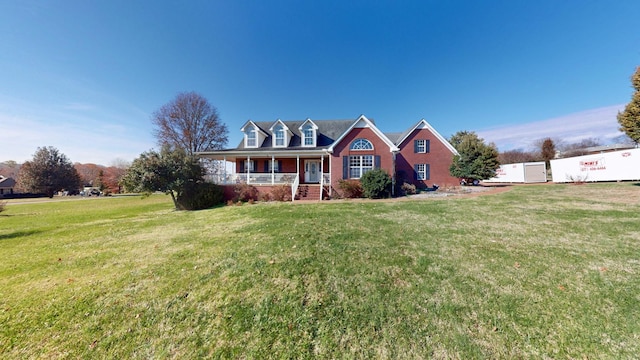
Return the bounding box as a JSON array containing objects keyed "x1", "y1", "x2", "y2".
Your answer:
[{"x1": 296, "y1": 185, "x2": 323, "y2": 201}]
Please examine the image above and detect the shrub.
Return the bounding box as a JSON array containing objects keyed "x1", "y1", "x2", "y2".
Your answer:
[
  {"x1": 0, "y1": 200, "x2": 6, "y2": 214},
  {"x1": 401, "y1": 182, "x2": 417, "y2": 195},
  {"x1": 258, "y1": 191, "x2": 272, "y2": 202},
  {"x1": 233, "y1": 183, "x2": 259, "y2": 202},
  {"x1": 361, "y1": 169, "x2": 392, "y2": 199},
  {"x1": 176, "y1": 182, "x2": 225, "y2": 210},
  {"x1": 337, "y1": 179, "x2": 363, "y2": 198},
  {"x1": 270, "y1": 185, "x2": 292, "y2": 202}
]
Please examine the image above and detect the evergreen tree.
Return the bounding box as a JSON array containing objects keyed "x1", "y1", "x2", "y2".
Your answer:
[
  {"x1": 449, "y1": 131, "x2": 500, "y2": 183},
  {"x1": 120, "y1": 146, "x2": 207, "y2": 210},
  {"x1": 617, "y1": 66, "x2": 640, "y2": 144}
]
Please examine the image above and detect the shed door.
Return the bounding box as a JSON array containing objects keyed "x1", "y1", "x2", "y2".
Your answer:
[{"x1": 524, "y1": 163, "x2": 547, "y2": 183}]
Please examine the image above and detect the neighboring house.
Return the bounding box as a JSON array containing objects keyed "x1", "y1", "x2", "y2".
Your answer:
[
  {"x1": 197, "y1": 115, "x2": 459, "y2": 200},
  {"x1": 0, "y1": 176, "x2": 16, "y2": 197}
]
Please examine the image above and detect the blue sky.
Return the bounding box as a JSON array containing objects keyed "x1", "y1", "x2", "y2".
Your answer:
[{"x1": 1, "y1": 0, "x2": 638, "y2": 165}]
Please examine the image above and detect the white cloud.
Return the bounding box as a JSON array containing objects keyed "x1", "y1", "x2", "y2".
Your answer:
[
  {"x1": 0, "y1": 97, "x2": 155, "y2": 165},
  {"x1": 477, "y1": 104, "x2": 626, "y2": 151}
]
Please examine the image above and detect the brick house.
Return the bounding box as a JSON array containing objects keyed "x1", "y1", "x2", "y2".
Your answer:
[{"x1": 197, "y1": 115, "x2": 459, "y2": 200}]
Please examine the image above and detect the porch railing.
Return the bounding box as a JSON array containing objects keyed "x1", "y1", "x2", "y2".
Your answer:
[
  {"x1": 291, "y1": 174, "x2": 300, "y2": 202},
  {"x1": 206, "y1": 173, "x2": 297, "y2": 185}
]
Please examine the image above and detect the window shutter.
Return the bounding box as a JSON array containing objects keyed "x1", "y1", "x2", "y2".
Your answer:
[
  {"x1": 413, "y1": 164, "x2": 419, "y2": 180},
  {"x1": 414, "y1": 140, "x2": 418, "y2": 153},
  {"x1": 278, "y1": 160, "x2": 282, "y2": 173},
  {"x1": 426, "y1": 164, "x2": 430, "y2": 180},
  {"x1": 264, "y1": 160, "x2": 269, "y2": 172},
  {"x1": 426, "y1": 140, "x2": 430, "y2": 153},
  {"x1": 374, "y1": 155, "x2": 381, "y2": 169},
  {"x1": 241, "y1": 161, "x2": 246, "y2": 173},
  {"x1": 343, "y1": 156, "x2": 348, "y2": 179}
]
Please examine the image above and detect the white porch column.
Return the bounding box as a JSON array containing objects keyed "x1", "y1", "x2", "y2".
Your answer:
[
  {"x1": 247, "y1": 156, "x2": 251, "y2": 184},
  {"x1": 296, "y1": 155, "x2": 300, "y2": 182},
  {"x1": 328, "y1": 153, "x2": 332, "y2": 197},
  {"x1": 320, "y1": 154, "x2": 324, "y2": 200},
  {"x1": 271, "y1": 155, "x2": 275, "y2": 185},
  {"x1": 223, "y1": 156, "x2": 227, "y2": 184}
]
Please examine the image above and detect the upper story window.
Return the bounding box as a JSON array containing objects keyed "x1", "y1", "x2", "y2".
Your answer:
[
  {"x1": 350, "y1": 138, "x2": 374, "y2": 150},
  {"x1": 301, "y1": 124, "x2": 316, "y2": 147},
  {"x1": 274, "y1": 126, "x2": 285, "y2": 147},
  {"x1": 303, "y1": 129, "x2": 313, "y2": 145},
  {"x1": 247, "y1": 128, "x2": 257, "y2": 147},
  {"x1": 414, "y1": 139, "x2": 430, "y2": 153}
]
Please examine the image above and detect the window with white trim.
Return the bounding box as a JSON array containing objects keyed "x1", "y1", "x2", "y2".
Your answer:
[
  {"x1": 247, "y1": 128, "x2": 257, "y2": 147},
  {"x1": 414, "y1": 139, "x2": 430, "y2": 153},
  {"x1": 243, "y1": 160, "x2": 255, "y2": 172},
  {"x1": 349, "y1": 155, "x2": 374, "y2": 179},
  {"x1": 415, "y1": 163, "x2": 430, "y2": 180},
  {"x1": 268, "y1": 160, "x2": 280, "y2": 172},
  {"x1": 303, "y1": 127, "x2": 314, "y2": 146},
  {"x1": 274, "y1": 126, "x2": 285, "y2": 147},
  {"x1": 350, "y1": 138, "x2": 374, "y2": 150}
]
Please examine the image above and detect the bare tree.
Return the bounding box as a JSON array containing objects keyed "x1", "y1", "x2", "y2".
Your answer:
[
  {"x1": 152, "y1": 92, "x2": 228, "y2": 156},
  {"x1": 558, "y1": 138, "x2": 602, "y2": 158},
  {"x1": 498, "y1": 149, "x2": 539, "y2": 164},
  {"x1": 0, "y1": 160, "x2": 20, "y2": 179}
]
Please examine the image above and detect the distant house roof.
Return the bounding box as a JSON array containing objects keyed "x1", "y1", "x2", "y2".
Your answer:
[
  {"x1": 558, "y1": 143, "x2": 637, "y2": 157},
  {"x1": 0, "y1": 176, "x2": 16, "y2": 188},
  {"x1": 582, "y1": 143, "x2": 636, "y2": 154}
]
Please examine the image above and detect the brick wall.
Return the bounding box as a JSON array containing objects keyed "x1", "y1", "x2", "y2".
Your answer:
[{"x1": 396, "y1": 128, "x2": 459, "y2": 188}]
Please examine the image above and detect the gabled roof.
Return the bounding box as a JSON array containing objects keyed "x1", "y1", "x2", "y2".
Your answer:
[
  {"x1": 395, "y1": 119, "x2": 459, "y2": 155},
  {"x1": 298, "y1": 118, "x2": 319, "y2": 130},
  {"x1": 240, "y1": 120, "x2": 269, "y2": 136},
  {"x1": 326, "y1": 115, "x2": 399, "y2": 153},
  {"x1": 269, "y1": 119, "x2": 292, "y2": 133},
  {"x1": 0, "y1": 176, "x2": 16, "y2": 188}
]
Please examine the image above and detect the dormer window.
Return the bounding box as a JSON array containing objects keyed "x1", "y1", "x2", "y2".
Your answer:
[
  {"x1": 275, "y1": 126, "x2": 285, "y2": 146},
  {"x1": 299, "y1": 119, "x2": 318, "y2": 147},
  {"x1": 247, "y1": 129, "x2": 257, "y2": 147},
  {"x1": 242, "y1": 120, "x2": 267, "y2": 148},
  {"x1": 303, "y1": 127, "x2": 314, "y2": 146},
  {"x1": 269, "y1": 120, "x2": 291, "y2": 148}
]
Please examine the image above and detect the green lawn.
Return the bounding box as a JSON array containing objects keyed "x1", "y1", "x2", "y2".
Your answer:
[{"x1": 1, "y1": 184, "x2": 639, "y2": 359}]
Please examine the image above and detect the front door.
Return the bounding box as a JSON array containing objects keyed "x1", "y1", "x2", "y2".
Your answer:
[{"x1": 304, "y1": 160, "x2": 320, "y2": 183}]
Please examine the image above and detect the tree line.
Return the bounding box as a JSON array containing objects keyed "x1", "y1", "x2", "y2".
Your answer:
[{"x1": 4, "y1": 91, "x2": 228, "y2": 209}]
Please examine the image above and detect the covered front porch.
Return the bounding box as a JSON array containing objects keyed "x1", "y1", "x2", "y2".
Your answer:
[{"x1": 197, "y1": 150, "x2": 333, "y2": 201}]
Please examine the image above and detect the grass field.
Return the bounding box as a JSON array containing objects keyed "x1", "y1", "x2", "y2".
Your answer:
[{"x1": 1, "y1": 184, "x2": 639, "y2": 359}]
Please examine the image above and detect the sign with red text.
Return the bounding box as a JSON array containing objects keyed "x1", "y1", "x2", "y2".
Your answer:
[{"x1": 550, "y1": 148, "x2": 640, "y2": 182}]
